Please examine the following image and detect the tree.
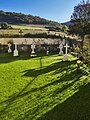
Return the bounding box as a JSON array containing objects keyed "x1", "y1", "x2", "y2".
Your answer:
[
  {"x1": 19, "y1": 29, "x2": 23, "y2": 37},
  {"x1": 0, "y1": 22, "x2": 9, "y2": 29},
  {"x1": 62, "y1": 25, "x2": 68, "y2": 32},
  {"x1": 69, "y1": 0, "x2": 90, "y2": 47}
]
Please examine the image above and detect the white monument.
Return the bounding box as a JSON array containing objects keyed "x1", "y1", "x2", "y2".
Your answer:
[
  {"x1": 59, "y1": 43, "x2": 63, "y2": 55},
  {"x1": 31, "y1": 44, "x2": 36, "y2": 56},
  {"x1": 59, "y1": 39, "x2": 65, "y2": 55},
  {"x1": 62, "y1": 39, "x2": 65, "y2": 45},
  {"x1": 13, "y1": 44, "x2": 19, "y2": 56},
  {"x1": 63, "y1": 42, "x2": 69, "y2": 61},
  {"x1": 8, "y1": 43, "x2": 12, "y2": 53},
  {"x1": 46, "y1": 50, "x2": 49, "y2": 55},
  {"x1": 21, "y1": 46, "x2": 24, "y2": 51}
]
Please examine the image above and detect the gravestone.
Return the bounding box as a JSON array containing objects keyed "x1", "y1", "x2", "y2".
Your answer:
[
  {"x1": 8, "y1": 43, "x2": 12, "y2": 53},
  {"x1": 46, "y1": 50, "x2": 49, "y2": 55},
  {"x1": 59, "y1": 39, "x2": 65, "y2": 55},
  {"x1": 62, "y1": 39, "x2": 65, "y2": 45},
  {"x1": 59, "y1": 43, "x2": 63, "y2": 55},
  {"x1": 21, "y1": 46, "x2": 24, "y2": 51},
  {"x1": 13, "y1": 44, "x2": 19, "y2": 56},
  {"x1": 63, "y1": 42, "x2": 69, "y2": 61},
  {"x1": 31, "y1": 44, "x2": 36, "y2": 56}
]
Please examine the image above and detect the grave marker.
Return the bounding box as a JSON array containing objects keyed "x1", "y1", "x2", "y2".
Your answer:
[
  {"x1": 59, "y1": 39, "x2": 65, "y2": 55},
  {"x1": 13, "y1": 44, "x2": 19, "y2": 56},
  {"x1": 64, "y1": 41, "x2": 69, "y2": 61},
  {"x1": 31, "y1": 44, "x2": 37, "y2": 57},
  {"x1": 8, "y1": 43, "x2": 12, "y2": 53},
  {"x1": 59, "y1": 42, "x2": 63, "y2": 55},
  {"x1": 46, "y1": 50, "x2": 49, "y2": 55}
]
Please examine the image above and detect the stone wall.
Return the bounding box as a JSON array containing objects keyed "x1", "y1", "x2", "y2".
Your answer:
[
  {"x1": 0, "y1": 38, "x2": 60, "y2": 45},
  {"x1": 0, "y1": 37, "x2": 78, "y2": 53}
]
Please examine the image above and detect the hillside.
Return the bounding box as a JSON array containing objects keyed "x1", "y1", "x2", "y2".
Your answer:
[
  {"x1": 62, "y1": 21, "x2": 73, "y2": 27},
  {"x1": 0, "y1": 10, "x2": 61, "y2": 27}
]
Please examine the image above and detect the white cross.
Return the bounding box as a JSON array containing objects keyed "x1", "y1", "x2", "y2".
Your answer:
[
  {"x1": 64, "y1": 42, "x2": 69, "y2": 61},
  {"x1": 64, "y1": 42, "x2": 69, "y2": 55}
]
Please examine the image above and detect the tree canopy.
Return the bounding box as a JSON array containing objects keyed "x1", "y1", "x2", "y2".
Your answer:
[{"x1": 69, "y1": 0, "x2": 90, "y2": 38}]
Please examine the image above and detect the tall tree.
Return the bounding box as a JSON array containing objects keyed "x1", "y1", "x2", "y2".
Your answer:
[{"x1": 69, "y1": 0, "x2": 90, "y2": 47}]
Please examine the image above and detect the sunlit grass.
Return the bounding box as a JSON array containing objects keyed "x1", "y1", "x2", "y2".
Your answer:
[
  {"x1": 0, "y1": 53, "x2": 90, "y2": 120},
  {"x1": 12, "y1": 25, "x2": 47, "y2": 30}
]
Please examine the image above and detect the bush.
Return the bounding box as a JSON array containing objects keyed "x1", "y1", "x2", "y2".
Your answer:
[{"x1": 0, "y1": 22, "x2": 9, "y2": 29}]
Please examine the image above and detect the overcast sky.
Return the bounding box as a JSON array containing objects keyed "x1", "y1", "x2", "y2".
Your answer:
[{"x1": 0, "y1": 0, "x2": 86, "y2": 23}]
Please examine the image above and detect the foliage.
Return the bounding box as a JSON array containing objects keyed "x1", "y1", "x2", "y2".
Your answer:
[
  {"x1": 74, "y1": 45, "x2": 90, "y2": 66},
  {"x1": 23, "y1": 33, "x2": 62, "y2": 38},
  {"x1": 81, "y1": 46, "x2": 90, "y2": 63},
  {"x1": 45, "y1": 26, "x2": 62, "y2": 32},
  {"x1": 69, "y1": 0, "x2": 90, "y2": 45},
  {"x1": 0, "y1": 53, "x2": 90, "y2": 120},
  {"x1": 62, "y1": 25, "x2": 68, "y2": 32},
  {"x1": 0, "y1": 22, "x2": 12, "y2": 29}
]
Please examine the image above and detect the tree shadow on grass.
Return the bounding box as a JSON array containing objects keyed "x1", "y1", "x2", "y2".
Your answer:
[
  {"x1": 0, "y1": 59, "x2": 84, "y2": 104},
  {"x1": 38, "y1": 83, "x2": 90, "y2": 120},
  {"x1": 0, "y1": 59, "x2": 88, "y2": 120},
  {"x1": 0, "y1": 52, "x2": 58, "y2": 64},
  {"x1": 0, "y1": 52, "x2": 48, "y2": 64},
  {"x1": 0, "y1": 52, "x2": 31, "y2": 63},
  {"x1": 0, "y1": 59, "x2": 77, "y2": 105},
  {"x1": 0, "y1": 60, "x2": 77, "y2": 104},
  {"x1": 0, "y1": 67, "x2": 84, "y2": 106},
  {"x1": 22, "y1": 60, "x2": 77, "y2": 77}
]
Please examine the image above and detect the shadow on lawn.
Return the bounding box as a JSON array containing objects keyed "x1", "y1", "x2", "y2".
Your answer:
[
  {"x1": 38, "y1": 83, "x2": 90, "y2": 120},
  {"x1": 0, "y1": 60, "x2": 77, "y2": 103},
  {"x1": 0, "y1": 52, "x2": 56, "y2": 64},
  {"x1": 22, "y1": 60, "x2": 77, "y2": 77},
  {"x1": 0, "y1": 59, "x2": 88, "y2": 120},
  {"x1": 0, "y1": 52, "x2": 31, "y2": 63}
]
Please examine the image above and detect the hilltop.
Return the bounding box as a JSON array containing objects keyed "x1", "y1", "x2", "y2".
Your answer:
[{"x1": 0, "y1": 10, "x2": 61, "y2": 27}]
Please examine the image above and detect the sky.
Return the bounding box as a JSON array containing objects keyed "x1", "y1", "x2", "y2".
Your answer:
[{"x1": 0, "y1": 0, "x2": 86, "y2": 23}]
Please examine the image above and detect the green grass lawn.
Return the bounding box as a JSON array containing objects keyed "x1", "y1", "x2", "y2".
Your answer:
[
  {"x1": 0, "y1": 53, "x2": 90, "y2": 120},
  {"x1": 12, "y1": 25, "x2": 47, "y2": 30}
]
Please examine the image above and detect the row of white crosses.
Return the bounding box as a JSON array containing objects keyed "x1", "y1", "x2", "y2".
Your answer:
[
  {"x1": 8, "y1": 43, "x2": 36, "y2": 57},
  {"x1": 8, "y1": 37, "x2": 70, "y2": 60}
]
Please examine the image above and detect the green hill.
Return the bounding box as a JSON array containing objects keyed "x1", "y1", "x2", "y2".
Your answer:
[{"x1": 0, "y1": 10, "x2": 61, "y2": 27}]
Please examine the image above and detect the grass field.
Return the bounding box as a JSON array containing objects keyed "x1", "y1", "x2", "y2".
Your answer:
[
  {"x1": 0, "y1": 53, "x2": 90, "y2": 120},
  {"x1": 12, "y1": 25, "x2": 47, "y2": 30},
  {"x1": 0, "y1": 24, "x2": 67, "y2": 37}
]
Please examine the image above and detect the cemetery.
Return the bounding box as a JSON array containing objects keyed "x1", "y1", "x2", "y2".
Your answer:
[
  {"x1": 0, "y1": 0, "x2": 90, "y2": 120},
  {"x1": 0, "y1": 35, "x2": 90, "y2": 120}
]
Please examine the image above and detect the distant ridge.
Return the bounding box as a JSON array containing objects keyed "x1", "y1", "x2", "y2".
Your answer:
[
  {"x1": 0, "y1": 10, "x2": 61, "y2": 26},
  {"x1": 62, "y1": 21, "x2": 73, "y2": 27}
]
